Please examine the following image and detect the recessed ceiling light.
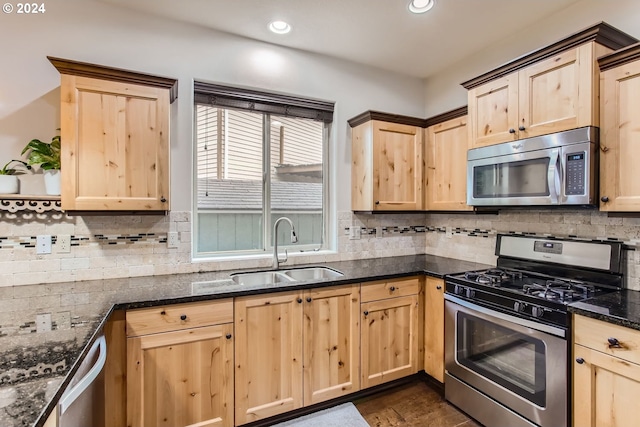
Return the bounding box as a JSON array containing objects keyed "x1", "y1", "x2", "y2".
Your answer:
[
  {"x1": 269, "y1": 20, "x2": 291, "y2": 34},
  {"x1": 408, "y1": 0, "x2": 435, "y2": 14}
]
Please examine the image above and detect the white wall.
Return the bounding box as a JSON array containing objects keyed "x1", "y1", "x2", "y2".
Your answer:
[
  {"x1": 0, "y1": 0, "x2": 426, "y2": 212},
  {"x1": 424, "y1": 0, "x2": 640, "y2": 116}
]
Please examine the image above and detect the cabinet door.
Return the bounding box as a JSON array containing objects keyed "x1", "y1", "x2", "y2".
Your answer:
[
  {"x1": 600, "y1": 59, "x2": 640, "y2": 211},
  {"x1": 518, "y1": 44, "x2": 596, "y2": 139},
  {"x1": 467, "y1": 73, "x2": 519, "y2": 148},
  {"x1": 573, "y1": 344, "x2": 640, "y2": 427},
  {"x1": 361, "y1": 294, "x2": 419, "y2": 388},
  {"x1": 424, "y1": 277, "x2": 444, "y2": 382},
  {"x1": 234, "y1": 291, "x2": 303, "y2": 424},
  {"x1": 372, "y1": 121, "x2": 423, "y2": 210},
  {"x1": 425, "y1": 116, "x2": 473, "y2": 211},
  {"x1": 127, "y1": 324, "x2": 234, "y2": 427},
  {"x1": 60, "y1": 75, "x2": 169, "y2": 211},
  {"x1": 303, "y1": 284, "x2": 360, "y2": 405}
]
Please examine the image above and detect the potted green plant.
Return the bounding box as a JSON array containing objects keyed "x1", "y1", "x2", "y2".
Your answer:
[
  {"x1": 21, "y1": 135, "x2": 61, "y2": 195},
  {"x1": 0, "y1": 160, "x2": 32, "y2": 194}
]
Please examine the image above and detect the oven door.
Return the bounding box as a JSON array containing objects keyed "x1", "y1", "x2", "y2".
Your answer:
[
  {"x1": 445, "y1": 294, "x2": 567, "y2": 427},
  {"x1": 467, "y1": 141, "x2": 594, "y2": 206}
]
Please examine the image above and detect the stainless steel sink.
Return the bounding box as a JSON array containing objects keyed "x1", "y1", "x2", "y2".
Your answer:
[
  {"x1": 230, "y1": 271, "x2": 295, "y2": 286},
  {"x1": 282, "y1": 267, "x2": 344, "y2": 281}
]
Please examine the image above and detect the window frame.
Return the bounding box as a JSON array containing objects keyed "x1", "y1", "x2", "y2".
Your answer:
[{"x1": 192, "y1": 82, "x2": 334, "y2": 259}]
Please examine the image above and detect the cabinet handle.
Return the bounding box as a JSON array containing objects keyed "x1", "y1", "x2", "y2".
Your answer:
[
  {"x1": 160, "y1": 197, "x2": 167, "y2": 203},
  {"x1": 180, "y1": 314, "x2": 187, "y2": 321},
  {"x1": 576, "y1": 357, "x2": 585, "y2": 364},
  {"x1": 436, "y1": 285, "x2": 442, "y2": 290},
  {"x1": 608, "y1": 337, "x2": 621, "y2": 348},
  {"x1": 306, "y1": 297, "x2": 312, "y2": 303},
  {"x1": 363, "y1": 311, "x2": 369, "y2": 316},
  {"x1": 226, "y1": 333, "x2": 232, "y2": 340},
  {"x1": 601, "y1": 196, "x2": 609, "y2": 203},
  {"x1": 509, "y1": 128, "x2": 516, "y2": 134},
  {"x1": 389, "y1": 286, "x2": 396, "y2": 292},
  {"x1": 297, "y1": 298, "x2": 303, "y2": 304}
]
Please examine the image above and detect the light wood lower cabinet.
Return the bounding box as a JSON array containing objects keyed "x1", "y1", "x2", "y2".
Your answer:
[
  {"x1": 234, "y1": 284, "x2": 360, "y2": 425},
  {"x1": 126, "y1": 300, "x2": 234, "y2": 427},
  {"x1": 573, "y1": 314, "x2": 640, "y2": 427},
  {"x1": 424, "y1": 277, "x2": 445, "y2": 382},
  {"x1": 361, "y1": 277, "x2": 421, "y2": 388}
]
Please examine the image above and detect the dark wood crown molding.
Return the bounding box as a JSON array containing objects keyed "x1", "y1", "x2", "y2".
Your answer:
[
  {"x1": 347, "y1": 111, "x2": 426, "y2": 128},
  {"x1": 461, "y1": 22, "x2": 638, "y2": 89},
  {"x1": 598, "y1": 42, "x2": 640, "y2": 71},
  {"x1": 47, "y1": 56, "x2": 178, "y2": 103},
  {"x1": 424, "y1": 106, "x2": 468, "y2": 127}
]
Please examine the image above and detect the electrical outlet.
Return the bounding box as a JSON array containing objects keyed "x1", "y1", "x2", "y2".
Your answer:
[
  {"x1": 36, "y1": 313, "x2": 52, "y2": 333},
  {"x1": 167, "y1": 232, "x2": 179, "y2": 248},
  {"x1": 57, "y1": 235, "x2": 71, "y2": 253},
  {"x1": 348, "y1": 226, "x2": 361, "y2": 240},
  {"x1": 36, "y1": 235, "x2": 52, "y2": 254},
  {"x1": 376, "y1": 226, "x2": 383, "y2": 238}
]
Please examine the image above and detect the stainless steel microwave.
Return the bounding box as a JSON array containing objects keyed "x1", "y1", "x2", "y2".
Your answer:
[{"x1": 467, "y1": 127, "x2": 598, "y2": 207}]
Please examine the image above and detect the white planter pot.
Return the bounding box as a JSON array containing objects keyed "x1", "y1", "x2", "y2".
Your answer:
[
  {"x1": 0, "y1": 175, "x2": 19, "y2": 194},
  {"x1": 44, "y1": 170, "x2": 61, "y2": 196}
]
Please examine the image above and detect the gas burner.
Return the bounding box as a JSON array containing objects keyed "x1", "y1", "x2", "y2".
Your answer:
[
  {"x1": 523, "y1": 281, "x2": 595, "y2": 302},
  {"x1": 465, "y1": 268, "x2": 524, "y2": 286}
]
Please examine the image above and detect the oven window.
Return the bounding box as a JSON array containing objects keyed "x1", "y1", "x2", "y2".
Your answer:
[
  {"x1": 456, "y1": 312, "x2": 546, "y2": 407},
  {"x1": 473, "y1": 158, "x2": 549, "y2": 198}
]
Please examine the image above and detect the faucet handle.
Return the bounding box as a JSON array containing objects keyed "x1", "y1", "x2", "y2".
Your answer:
[{"x1": 279, "y1": 249, "x2": 289, "y2": 264}]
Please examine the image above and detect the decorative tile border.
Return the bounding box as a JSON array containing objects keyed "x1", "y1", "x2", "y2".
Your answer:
[{"x1": 0, "y1": 233, "x2": 167, "y2": 250}]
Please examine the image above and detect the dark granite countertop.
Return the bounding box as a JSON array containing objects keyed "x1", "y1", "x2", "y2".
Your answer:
[
  {"x1": 569, "y1": 289, "x2": 640, "y2": 331},
  {"x1": 0, "y1": 254, "x2": 490, "y2": 427}
]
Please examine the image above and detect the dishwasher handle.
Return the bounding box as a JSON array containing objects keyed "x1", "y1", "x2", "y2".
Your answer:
[{"x1": 58, "y1": 335, "x2": 107, "y2": 416}]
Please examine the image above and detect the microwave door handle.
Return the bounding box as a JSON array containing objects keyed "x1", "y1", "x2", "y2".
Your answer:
[{"x1": 548, "y1": 149, "x2": 560, "y2": 204}]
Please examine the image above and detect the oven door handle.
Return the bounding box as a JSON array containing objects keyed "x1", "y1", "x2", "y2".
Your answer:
[
  {"x1": 548, "y1": 149, "x2": 560, "y2": 204},
  {"x1": 445, "y1": 293, "x2": 566, "y2": 338}
]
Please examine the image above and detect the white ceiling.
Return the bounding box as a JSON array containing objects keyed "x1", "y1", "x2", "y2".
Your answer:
[{"x1": 98, "y1": 0, "x2": 581, "y2": 79}]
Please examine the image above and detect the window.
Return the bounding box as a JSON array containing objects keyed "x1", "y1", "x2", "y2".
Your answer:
[{"x1": 193, "y1": 82, "x2": 334, "y2": 257}]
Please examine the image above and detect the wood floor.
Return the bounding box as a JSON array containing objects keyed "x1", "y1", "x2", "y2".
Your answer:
[{"x1": 354, "y1": 380, "x2": 482, "y2": 427}]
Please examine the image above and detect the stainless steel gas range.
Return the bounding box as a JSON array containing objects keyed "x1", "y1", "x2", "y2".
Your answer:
[{"x1": 444, "y1": 234, "x2": 624, "y2": 427}]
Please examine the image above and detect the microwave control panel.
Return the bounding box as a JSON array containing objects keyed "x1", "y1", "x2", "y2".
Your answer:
[{"x1": 565, "y1": 152, "x2": 586, "y2": 195}]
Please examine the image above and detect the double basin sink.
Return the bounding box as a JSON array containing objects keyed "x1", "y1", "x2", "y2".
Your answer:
[{"x1": 230, "y1": 266, "x2": 344, "y2": 286}]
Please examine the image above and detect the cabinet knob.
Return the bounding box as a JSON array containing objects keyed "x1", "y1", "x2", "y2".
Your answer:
[
  {"x1": 608, "y1": 337, "x2": 621, "y2": 348},
  {"x1": 306, "y1": 297, "x2": 312, "y2": 303},
  {"x1": 363, "y1": 311, "x2": 369, "y2": 316},
  {"x1": 375, "y1": 201, "x2": 380, "y2": 205},
  {"x1": 389, "y1": 286, "x2": 396, "y2": 292},
  {"x1": 180, "y1": 314, "x2": 187, "y2": 321},
  {"x1": 576, "y1": 357, "x2": 585, "y2": 364},
  {"x1": 297, "y1": 298, "x2": 303, "y2": 304},
  {"x1": 226, "y1": 333, "x2": 232, "y2": 340},
  {"x1": 509, "y1": 128, "x2": 516, "y2": 134},
  {"x1": 518, "y1": 126, "x2": 525, "y2": 131},
  {"x1": 436, "y1": 285, "x2": 442, "y2": 290},
  {"x1": 601, "y1": 196, "x2": 609, "y2": 203},
  {"x1": 160, "y1": 197, "x2": 167, "y2": 203}
]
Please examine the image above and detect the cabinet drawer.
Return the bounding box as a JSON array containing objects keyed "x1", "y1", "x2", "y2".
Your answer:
[
  {"x1": 126, "y1": 299, "x2": 233, "y2": 337},
  {"x1": 574, "y1": 314, "x2": 640, "y2": 364},
  {"x1": 361, "y1": 277, "x2": 421, "y2": 302}
]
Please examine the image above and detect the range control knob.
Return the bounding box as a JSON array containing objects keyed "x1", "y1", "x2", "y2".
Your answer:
[
  {"x1": 454, "y1": 285, "x2": 464, "y2": 296},
  {"x1": 531, "y1": 306, "x2": 544, "y2": 318},
  {"x1": 465, "y1": 288, "x2": 476, "y2": 298},
  {"x1": 514, "y1": 301, "x2": 524, "y2": 312}
]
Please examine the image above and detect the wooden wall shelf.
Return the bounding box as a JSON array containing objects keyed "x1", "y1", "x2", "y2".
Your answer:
[{"x1": 0, "y1": 195, "x2": 62, "y2": 213}]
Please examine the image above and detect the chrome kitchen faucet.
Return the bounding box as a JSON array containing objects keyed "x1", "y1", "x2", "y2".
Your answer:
[{"x1": 273, "y1": 217, "x2": 298, "y2": 269}]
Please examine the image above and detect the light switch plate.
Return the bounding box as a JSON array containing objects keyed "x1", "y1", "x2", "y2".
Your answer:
[
  {"x1": 36, "y1": 235, "x2": 52, "y2": 254},
  {"x1": 349, "y1": 226, "x2": 361, "y2": 240}
]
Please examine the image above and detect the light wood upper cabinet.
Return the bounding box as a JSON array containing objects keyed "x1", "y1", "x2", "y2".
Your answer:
[
  {"x1": 350, "y1": 114, "x2": 424, "y2": 211},
  {"x1": 49, "y1": 57, "x2": 177, "y2": 212},
  {"x1": 598, "y1": 43, "x2": 640, "y2": 211},
  {"x1": 573, "y1": 314, "x2": 640, "y2": 427},
  {"x1": 425, "y1": 112, "x2": 473, "y2": 211},
  {"x1": 463, "y1": 23, "x2": 637, "y2": 149},
  {"x1": 424, "y1": 277, "x2": 445, "y2": 382},
  {"x1": 361, "y1": 277, "x2": 421, "y2": 388},
  {"x1": 126, "y1": 300, "x2": 234, "y2": 427}
]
